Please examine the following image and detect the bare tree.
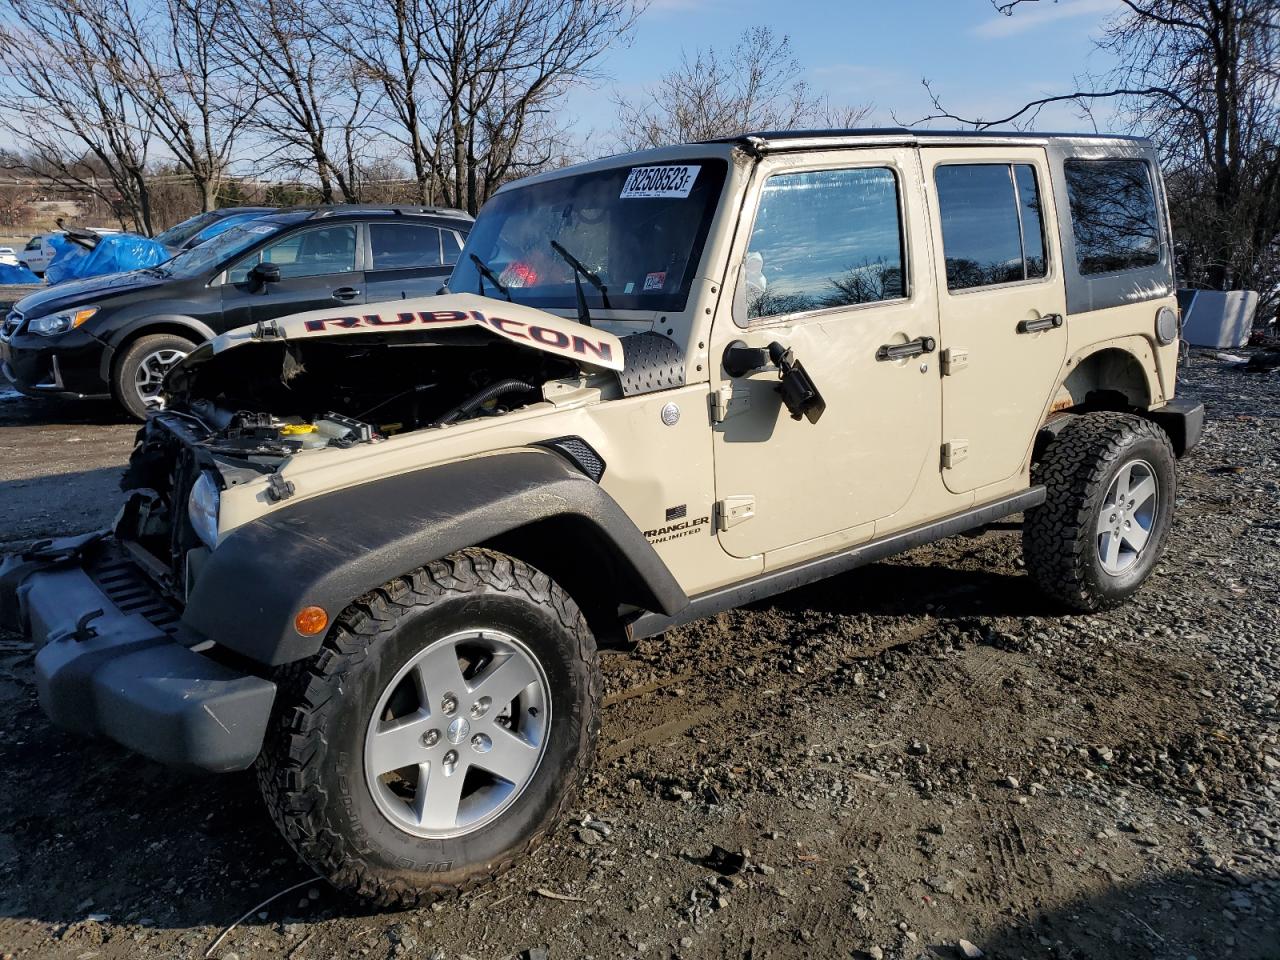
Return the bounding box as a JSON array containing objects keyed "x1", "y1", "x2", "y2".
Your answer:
[
  {"x1": 213, "y1": 0, "x2": 377, "y2": 202},
  {"x1": 613, "y1": 27, "x2": 872, "y2": 151},
  {"x1": 345, "y1": 0, "x2": 642, "y2": 213},
  {"x1": 0, "y1": 0, "x2": 156, "y2": 230},
  {"x1": 911, "y1": 1, "x2": 1280, "y2": 303},
  {"x1": 101, "y1": 0, "x2": 259, "y2": 212}
]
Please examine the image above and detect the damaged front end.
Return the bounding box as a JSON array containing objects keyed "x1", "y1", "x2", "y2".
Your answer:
[
  {"x1": 0, "y1": 293, "x2": 630, "y2": 772},
  {"x1": 118, "y1": 293, "x2": 627, "y2": 592}
]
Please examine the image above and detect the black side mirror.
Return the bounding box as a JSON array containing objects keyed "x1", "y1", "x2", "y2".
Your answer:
[
  {"x1": 769, "y1": 342, "x2": 826, "y2": 423},
  {"x1": 248, "y1": 262, "x2": 281, "y2": 291}
]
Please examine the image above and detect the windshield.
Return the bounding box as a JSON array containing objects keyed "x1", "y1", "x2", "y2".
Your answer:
[
  {"x1": 154, "y1": 211, "x2": 221, "y2": 249},
  {"x1": 159, "y1": 220, "x2": 290, "y2": 279},
  {"x1": 450, "y1": 158, "x2": 727, "y2": 312}
]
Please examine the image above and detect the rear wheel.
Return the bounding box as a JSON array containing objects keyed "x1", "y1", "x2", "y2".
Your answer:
[
  {"x1": 257, "y1": 549, "x2": 600, "y2": 907},
  {"x1": 111, "y1": 332, "x2": 195, "y2": 420},
  {"x1": 1023, "y1": 412, "x2": 1177, "y2": 611}
]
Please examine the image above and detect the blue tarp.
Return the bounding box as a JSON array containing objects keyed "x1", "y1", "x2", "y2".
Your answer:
[
  {"x1": 0, "y1": 262, "x2": 40, "y2": 284},
  {"x1": 45, "y1": 232, "x2": 170, "y2": 285}
]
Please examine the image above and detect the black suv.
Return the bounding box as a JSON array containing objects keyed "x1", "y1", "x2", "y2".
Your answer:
[{"x1": 0, "y1": 205, "x2": 472, "y2": 419}]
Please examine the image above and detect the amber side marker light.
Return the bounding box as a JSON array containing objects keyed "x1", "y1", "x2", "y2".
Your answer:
[{"x1": 294, "y1": 606, "x2": 329, "y2": 636}]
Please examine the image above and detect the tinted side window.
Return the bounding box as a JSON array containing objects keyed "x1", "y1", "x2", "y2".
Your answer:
[
  {"x1": 935, "y1": 163, "x2": 1049, "y2": 291},
  {"x1": 746, "y1": 167, "x2": 904, "y2": 320},
  {"x1": 1015, "y1": 164, "x2": 1047, "y2": 279},
  {"x1": 370, "y1": 223, "x2": 442, "y2": 270},
  {"x1": 442, "y1": 230, "x2": 463, "y2": 266},
  {"x1": 229, "y1": 225, "x2": 357, "y2": 283},
  {"x1": 1064, "y1": 159, "x2": 1160, "y2": 275}
]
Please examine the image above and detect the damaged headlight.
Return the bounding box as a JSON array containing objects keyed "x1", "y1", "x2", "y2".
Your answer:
[
  {"x1": 187, "y1": 472, "x2": 220, "y2": 548},
  {"x1": 27, "y1": 306, "x2": 98, "y2": 337}
]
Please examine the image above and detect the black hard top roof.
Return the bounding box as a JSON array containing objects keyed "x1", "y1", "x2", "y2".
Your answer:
[{"x1": 700, "y1": 128, "x2": 1150, "y2": 152}]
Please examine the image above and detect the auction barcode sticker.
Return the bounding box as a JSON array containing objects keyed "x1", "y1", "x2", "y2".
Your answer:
[{"x1": 620, "y1": 165, "x2": 701, "y2": 199}]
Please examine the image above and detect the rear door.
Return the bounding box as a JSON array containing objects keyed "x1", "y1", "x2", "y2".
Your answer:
[
  {"x1": 364, "y1": 221, "x2": 453, "y2": 302},
  {"x1": 219, "y1": 222, "x2": 365, "y2": 330},
  {"x1": 922, "y1": 147, "x2": 1068, "y2": 493}
]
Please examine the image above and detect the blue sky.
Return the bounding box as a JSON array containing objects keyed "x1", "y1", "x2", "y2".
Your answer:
[{"x1": 566, "y1": 0, "x2": 1127, "y2": 144}]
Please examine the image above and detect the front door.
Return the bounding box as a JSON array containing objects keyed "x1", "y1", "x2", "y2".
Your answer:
[
  {"x1": 921, "y1": 148, "x2": 1068, "y2": 493},
  {"x1": 710, "y1": 149, "x2": 941, "y2": 560},
  {"x1": 220, "y1": 222, "x2": 366, "y2": 331}
]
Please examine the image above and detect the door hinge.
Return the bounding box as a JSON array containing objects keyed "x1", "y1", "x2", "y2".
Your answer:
[
  {"x1": 940, "y1": 347, "x2": 969, "y2": 376},
  {"x1": 716, "y1": 495, "x2": 755, "y2": 530},
  {"x1": 941, "y1": 440, "x2": 969, "y2": 469},
  {"x1": 710, "y1": 384, "x2": 733, "y2": 423}
]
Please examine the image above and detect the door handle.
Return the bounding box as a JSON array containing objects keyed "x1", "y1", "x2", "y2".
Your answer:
[
  {"x1": 331, "y1": 286, "x2": 361, "y2": 301},
  {"x1": 876, "y1": 336, "x2": 936, "y2": 362},
  {"x1": 1017, "y1": 314, "x2": 1064, "y2": 334}
]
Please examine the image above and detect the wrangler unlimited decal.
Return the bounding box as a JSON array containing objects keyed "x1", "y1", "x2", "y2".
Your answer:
[
  {"x1": 643, "y1": 515, "x2": 710, "y2": 544},
  {"x1": 303, "y1": 309, "x2": 615, "y2": 364}
]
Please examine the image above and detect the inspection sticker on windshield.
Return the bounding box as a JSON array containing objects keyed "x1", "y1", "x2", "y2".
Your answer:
[{"x1": 620, "y1": 165, "x2": 701, "y2": 199}]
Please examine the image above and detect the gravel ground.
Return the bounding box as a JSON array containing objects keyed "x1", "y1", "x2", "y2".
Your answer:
[{"x1": 0, "y1": 354, "x2": 1277, "y2": 960}]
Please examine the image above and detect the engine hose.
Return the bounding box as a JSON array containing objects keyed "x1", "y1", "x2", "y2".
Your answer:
[{"x1": 434, "y1": 379, "x2": 538, "y2": 426}]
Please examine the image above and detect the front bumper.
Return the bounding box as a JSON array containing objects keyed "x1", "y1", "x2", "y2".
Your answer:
[
  {"x1": 1147, "y1": 398, "x2": 1205, "y2": 458},
  {"x1": 0, "y1": 329, "x2": 112, "y2": 399},
  {"x1": 0, "y1": 534, "x2": 275, "y2": 772}
]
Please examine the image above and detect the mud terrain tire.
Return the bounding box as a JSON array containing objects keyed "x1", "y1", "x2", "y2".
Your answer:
[
  {"x1": 1023, "y1": 413, "x2": 1176, "y2": 612},
  {"x1": 256, "y1": 548, "x2": 600, "y2": 908}
]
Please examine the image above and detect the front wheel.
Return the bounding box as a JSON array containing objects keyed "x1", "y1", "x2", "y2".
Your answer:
[
  {"x1": 1023, "y1": 412, "x2": 1177, "y2": 611},
  {"x1": 111, "y1": 332, "x2": 195, "y2": 420},
  {"x1": 256, "y1": 549, "x2": 600, "y2": 907}
]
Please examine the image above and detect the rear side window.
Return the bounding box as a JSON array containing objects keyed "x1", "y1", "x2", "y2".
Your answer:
[
  {"x1": 371, "y1": 223, "x2": 442, "y2": 270},
  {"x1": 1063, "y1": 159, "x2": 1160, "y2": 275},
  {"x1": 442, "y1": 230, "x2": 463, "y2": 266},
  {"x1": 745, "y1": 166, "x2": 905, "y2": 320},
  {"x1": 934, "y1": 163, "x2": 1047, "y2": 291}
]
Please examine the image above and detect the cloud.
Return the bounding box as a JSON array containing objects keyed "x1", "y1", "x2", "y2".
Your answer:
[{"x1": 971, "y1": 0, "x2": 1121, "y2": 38}]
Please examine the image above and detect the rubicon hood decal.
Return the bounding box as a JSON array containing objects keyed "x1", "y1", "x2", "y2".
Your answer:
[{"x1": 209, "y1": 293, "x2": 625, "y2": 371}]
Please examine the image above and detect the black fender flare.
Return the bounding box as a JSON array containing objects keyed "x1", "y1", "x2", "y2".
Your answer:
[
  {"x1": 98, "y1": 314, "x2": 217, "y2": 382},
  {"x1": 181, "y1": 448, "x2": 689, "y2": 665}
]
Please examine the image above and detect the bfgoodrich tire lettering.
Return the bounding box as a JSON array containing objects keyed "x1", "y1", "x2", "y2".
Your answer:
[
  {"x1": 256, "y1": 548, "x2": 600, "y2": 907},
  {"x1": 1023, "y1": 412, "x2": 1177, "y2": 612}
]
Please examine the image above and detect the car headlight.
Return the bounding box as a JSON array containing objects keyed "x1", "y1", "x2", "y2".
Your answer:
[
  {"x1": 187, "y1": 472, "x2": 220, "y2": 548},
  {"x1": 27, "y1": 306, "x2": 98, "y2": 337}
]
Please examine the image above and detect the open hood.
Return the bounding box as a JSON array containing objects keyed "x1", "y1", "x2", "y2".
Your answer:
[{"x1": 208, "y1": 292, "x2": 625, "y2": 372}]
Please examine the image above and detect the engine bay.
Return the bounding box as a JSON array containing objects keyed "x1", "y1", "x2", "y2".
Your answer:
[{"x1": 160, "y1": 331, "x2": 580, "y2": 458}]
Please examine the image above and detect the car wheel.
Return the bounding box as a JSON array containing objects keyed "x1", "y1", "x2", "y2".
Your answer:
[
  {"x1": 112, "y1": 333, "x2": 195, "y2": 420},
  {"x1": 1023, "y1": 412, "x2": 1177, "y2": 611},
  {"x1": 256, "y1": 548, "x2": 601, "y2": 907}
]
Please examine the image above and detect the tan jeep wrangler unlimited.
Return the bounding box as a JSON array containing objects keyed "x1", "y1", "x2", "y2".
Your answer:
[{"x1": 1, "y1": 130, "x2": 1203, "y2": 905}]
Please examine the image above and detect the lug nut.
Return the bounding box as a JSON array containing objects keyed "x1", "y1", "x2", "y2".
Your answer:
[
  {"x1": 471, "y1": 733, "x2": 492, "y2": 753},
  {"x1": 471, "y1": 696, "x2": 491, "y2": 718},
  {"x1": 441, "y1": 694, "x2": 458, "y2": 715},
  {"x1": 421, "y1": 729, "x2": 440, "y2": 747},
  {"x1": 442, "y1": 749, "x2": 458, "y2": 774}
]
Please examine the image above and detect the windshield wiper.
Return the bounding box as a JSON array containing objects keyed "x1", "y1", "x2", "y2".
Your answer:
[
  {"x1": 550, "y1": 240, "x2": 610, "y2": 327},
  {"x1": 469, "y1": 254, "x2": 512, "y2": 302}
]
